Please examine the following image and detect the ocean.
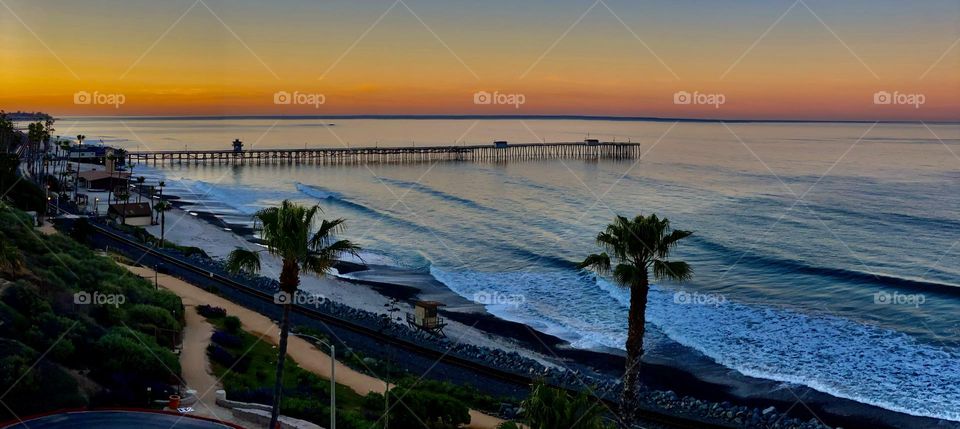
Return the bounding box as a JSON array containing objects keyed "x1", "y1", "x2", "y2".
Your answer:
[{"x1": 58, "y1": 117, "x2": 960, "y2": 421}]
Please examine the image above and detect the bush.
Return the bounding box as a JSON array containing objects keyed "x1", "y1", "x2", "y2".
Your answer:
[
  {"x1": 223, "y1": 315, "x2": 241, "y2": 333},
  {"x1": 368, "y1": 386, "x2": 471, "y2": 429},
  {"x1": 207, "y1": 344, "x2": 235, "y2": 367},
  {"x1": 211, "y1": 330, "x2": 243, "y2": 349},
  {"x1": 197, "y1": 304, "x2": 226, "y2": 318}
]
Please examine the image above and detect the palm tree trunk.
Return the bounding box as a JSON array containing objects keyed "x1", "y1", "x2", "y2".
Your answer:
[
  {"x1": 160, "y1": 210, "x2": 165, "y2": 248},
  {"x1": 621, "y1": 271, "x2": 649, "y2": 421},
  {"x1": 270, "y1": 260, "x2": 300, "y2": 429}
]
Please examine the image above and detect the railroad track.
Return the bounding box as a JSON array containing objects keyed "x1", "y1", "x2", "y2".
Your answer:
[{"x1": 84, "y1": 218, "x2": 730, "y2": 429}]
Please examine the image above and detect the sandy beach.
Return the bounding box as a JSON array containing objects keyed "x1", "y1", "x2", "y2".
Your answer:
[{"x1": 145, "y1": 204, "x2": 564, "y2": 369}]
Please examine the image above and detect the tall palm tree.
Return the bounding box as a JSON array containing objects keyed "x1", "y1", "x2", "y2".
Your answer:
[
  {"x1": 578, "y1": 214, "x2": 692, "y2": 415},
  {"x1": 136, "y1": 176, "x2": 145, "y2": 203},
  {"x1": 115, "y1": 188, "x2": 130, "y2": 225},
  {"x1": 73, "y1": 135, "x2": 85, "y2": 201},
  {"x1": 224, "y1": 200, "x2": 360, "y2": 429},
  {"x1": 154, "y1": 200, "x2": 172, "y2": 247}
]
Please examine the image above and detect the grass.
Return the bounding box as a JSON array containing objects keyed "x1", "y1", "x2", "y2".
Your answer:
[{"x1": 200, "y1": 309, "x2": 379, "y2": 428}]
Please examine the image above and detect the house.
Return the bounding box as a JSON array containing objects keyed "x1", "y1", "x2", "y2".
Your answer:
[
  {"x1": 493, "y1": 140, "x2": 509, "y2": 148},
  {"x1": 77, "y1": 170, "x2": 131, "y2": 191},
  {"x1": 108, "y1": 202, "x2": 153, "y2": 226}
]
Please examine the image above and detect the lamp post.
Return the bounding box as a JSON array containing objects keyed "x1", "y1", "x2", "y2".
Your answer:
[
  {"x1": 291, "y1": 333, "x2": 335, "y2": 429},
  {"x1": 155, "y1": 262, "x2": 161, "y2": 290}
]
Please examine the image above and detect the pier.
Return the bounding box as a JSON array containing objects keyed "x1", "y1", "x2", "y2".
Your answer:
[{"x1": 124, "y1": 141, "x2": 642, "y2": 166}]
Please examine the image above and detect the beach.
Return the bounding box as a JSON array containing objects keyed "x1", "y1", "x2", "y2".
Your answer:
[{"x1": 142, "y1": 202, "x2": 953, "y2": 429}]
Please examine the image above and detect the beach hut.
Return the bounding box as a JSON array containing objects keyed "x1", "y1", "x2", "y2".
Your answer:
[
  {"x1": 108, "y1": 202, "x2": 153, "y2": 226},
  {"x1": 407, "y1": 301, "x2": 447, "y2": 336}
]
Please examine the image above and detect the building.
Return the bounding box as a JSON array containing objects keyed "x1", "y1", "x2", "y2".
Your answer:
[
  {"x1": 406, "y1": 301, "x2": 446, "y2": 336},
  {"x1": 77, "y1": 170, "x2": 131, "y2": 191},
  {"x1": 493, "y1": 140, "x2": 509, "y2": 148},
  {"x1": 107, "y1": 202, "x2": 153, "y2": 226},
  {"x1": 68, "y1": 145, "x2": 126, "y2": 167},
  {"x1": 584, "y1": 138, "x2": 600, "y2": 146}
]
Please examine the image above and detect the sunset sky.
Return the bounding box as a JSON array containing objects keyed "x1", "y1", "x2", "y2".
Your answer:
[{"x1": 1, "y1": 0, "x2": 958, "y2": 120}]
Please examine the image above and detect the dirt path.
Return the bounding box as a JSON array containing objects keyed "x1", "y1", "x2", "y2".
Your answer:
[
  {"x1": 179, "y1": 299, "x2": 239, "y2": 423},
  {"x1": 122, "y1": 264, "x2": 505, "y2": 429}
]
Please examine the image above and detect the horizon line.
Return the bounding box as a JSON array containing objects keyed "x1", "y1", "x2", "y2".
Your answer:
[{"x1": 51, "y1": 114, "x2": 959, "y2": 125}]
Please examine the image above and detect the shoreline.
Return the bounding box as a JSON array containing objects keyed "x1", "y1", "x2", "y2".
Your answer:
[{"x1": 146, "y1": 202, "x2": 955, "y2": 429}]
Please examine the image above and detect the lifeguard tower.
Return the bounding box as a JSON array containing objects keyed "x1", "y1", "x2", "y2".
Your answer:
[{"x1": 407, "y1": 301, "x2": 447, "y2": 336}]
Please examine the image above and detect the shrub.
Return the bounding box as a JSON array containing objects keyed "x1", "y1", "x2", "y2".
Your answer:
[
  {"x1": 207, "y1": 344, "x2": 235, "y2": 367},
  {"x1": 223, "y1": 315, "x2": 241, "y2": 333},
  {"x1": 211, "y1": 330, "x2": 243, "y2": 349},
  {"x1": 197, "y1": 304, "x2": 226, "y2": 318}
]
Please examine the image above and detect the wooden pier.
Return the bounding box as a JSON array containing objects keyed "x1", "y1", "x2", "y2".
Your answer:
[{"x1": 125, "y1": 142, "x2": 641, "y2": 166}]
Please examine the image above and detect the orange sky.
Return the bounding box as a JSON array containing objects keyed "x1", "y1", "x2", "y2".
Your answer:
[{"x1": 1, "y1": 0, "x2": 958, "y2": 120}]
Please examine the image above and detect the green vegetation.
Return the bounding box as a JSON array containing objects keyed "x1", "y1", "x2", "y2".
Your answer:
[
  {"x1": 579, "y1": 214, "x2": 692, "y2": 416},
  {"x1": 498, "y1": 381, "x2": 615, "y2": 429},
  {"x1": 224, "y1": 199, "x2": 360, "y2": 428},
  {"x1": 0, "y1": 205, "x2": 185, "y2": 420},
  {"x1": 201, "y1": 308, "x2": 377, "y2": 429}
]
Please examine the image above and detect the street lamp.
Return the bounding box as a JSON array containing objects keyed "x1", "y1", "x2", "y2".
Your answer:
[
  {"x1": 155, "y1": 262, "x2": 162, "y2": 290},
  {"x1": 291, "y1": 332, "x2": 335, "y2": 429}
]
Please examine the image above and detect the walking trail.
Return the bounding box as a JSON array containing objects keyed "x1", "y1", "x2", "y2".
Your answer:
[{"x1": 122, "y1": 264, "x2": 505, "y2": 429}]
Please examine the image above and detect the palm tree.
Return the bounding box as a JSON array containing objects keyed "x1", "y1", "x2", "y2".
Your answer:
[
  {"x1": 578, "y1": 214, "x2": 692, "y2": 415},
  {"x1": 115, "y1": 188, "x2": 130, "y2": 225},
  {"x1": 224, "y1": 200, "x2": 360, "y2": 429},
  {"x1": 155, "y1": 180, "x2": 165, "y2": 224},
  {"x1": 500, "y1": 381, "x2": 614, "y2": 429},
  {"x1": 154, "y1": 200, "x2": 172, "y2": 247},
  {"x1": 73, "y1": 135, "x2": 85, "y2": 201},
  {"x1": 136, "y1": 176, "x2": 145, "y2": 203}
]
